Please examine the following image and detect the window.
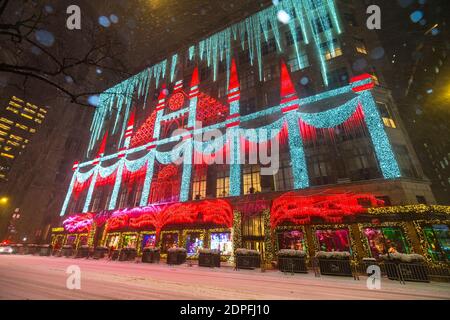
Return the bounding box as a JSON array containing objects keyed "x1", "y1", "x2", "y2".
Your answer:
[
  {"x1": 216, "y1": 171, "x2": 229, "y2": 198},
  {"x1": 241, "y1": 97, "x2": 256, "y2": 115},
  {"x1": 316, "y1": 229, "x2": 350, "y2": 252},
  {"x1": 0, "y1": 124, "x2": 10, "y2": 131},
  {"x1": 287, "y1": 53, "x2": 309, "y2": 72},
  {"x1": 347, "y1": 147, "x2": 376, "y2": 181},
  {"x1": 416, "y1": 195, "x2": 427, "y2": 204},
  {"x1": 118, "y1": 189, "x2": 128, "y2": 209},
  {"x1": 243, "y1": 165, "x2": 261, "y2": 195},
  {"x1": 314, "y1": 15, "x2": 333, "y2": 33},
  {"x1": 0, "y1": 118, "x2": 13, "y2": 125},
  {"x1": 133, "y1": 184, "x2": 143, "y2": 207},
  {"x1": 309, "y1": 154, "x2": 331, "y2": 185},
  {"x1": 354, "y1": 37, "x2": 368, "y2": 54},
  {"x1": 327, "y1": 67, "x2": 349, "y2": 88},
  {"x1": 200, "y1": 66, "x2": 210, "y2": 81},
  {"x1": 423, "y1": 225, "x2": 450, "y2": 262},
  {"x1": 377, "y1": 102, "x2": 396, "y2": 128},
  {"x1": 274, "y1": 157, "x2": 294, "y2": 191},
  {"x1": 363, "y1": 227, "x2": 410, "y2": 258},
  {"x1": 263, "y1": 63, "x2": 278, "y2": 82},
  {"x1": 344, "y1": 12, "x2": 358, "y2": 27},
  {"x1": 321, "y1": 39, "x2": 342, "y2": 60},
  {"x1": 192, "y1": 167, "x2": 207, "y2": 200},
  {"x1": 285, "y1": 26, "x2": 303, "y2": 46},
  {"x1": 242, "y1": 214, "x2": 264, "y2": 237},
  {"x1": 278, "y1": 230, "x2": 306, "y2": 251},
  {"x1": 262, "y1": 37, "x2": 277, "y2": 56},
  {"x1": 240, "y1": 70, "x2": 255, "y2": 90},
  {"x1": 394, "y1": 145, "x2": 418, "y2": 178}
]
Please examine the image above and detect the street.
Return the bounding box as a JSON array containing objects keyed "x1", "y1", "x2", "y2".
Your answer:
[{"x1": 0, "y1": 255, "x2": 449, "y2": 300}]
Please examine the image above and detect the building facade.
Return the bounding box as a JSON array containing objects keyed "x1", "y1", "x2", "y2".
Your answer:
[{"x1": 52, "y1": 0, "x2": 449, "y2": 264}]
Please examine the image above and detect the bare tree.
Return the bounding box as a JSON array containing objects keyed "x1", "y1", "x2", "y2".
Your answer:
[{"x1": 0, "y1": 0, "x2": 131, "y2": 107}]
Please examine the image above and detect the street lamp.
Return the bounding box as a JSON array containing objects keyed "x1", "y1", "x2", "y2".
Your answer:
[{"x1": 0, "y1": 197, "x2": 8, "y2": 205}]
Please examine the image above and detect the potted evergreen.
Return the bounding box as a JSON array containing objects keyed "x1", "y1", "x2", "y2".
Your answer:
[
  {"x1": 380, "y1": 253, "x2": 429, "y2": 282},
  {"x1": 167, "y1": 247, "x2": 187, "y2": 265},
  {"x1": 198, "y1": 248, "x2": 220, "y2": 268},
  {"x1": 277, "y1": 249, "x2": 308, "y2": 273},
  {"x1": 235, "y1": 248, "x2": 261, "y2": 270},
  {"x1": 142, "y1": 247, "x2": 160, "y2": 263},
  {"x1": 315, "y1": 251, "x2": 352, "y2": 276}
]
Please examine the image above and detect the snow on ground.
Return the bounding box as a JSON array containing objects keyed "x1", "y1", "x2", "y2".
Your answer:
[{"x1": 0, "y1": 255, "x2": 449, "y2": 300}]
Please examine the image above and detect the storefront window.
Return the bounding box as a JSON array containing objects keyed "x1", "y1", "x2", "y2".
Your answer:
[
  {"x1": 142, "y1": 234, "x2": 156, "y2": 249},
  {"x1": 277, "y1": 230, "x2": 306, "y2": 251},
  {"x1": 161, "y1": 232, "x2": 178, "y2": 253},
  {"x1": 78, "y1": 235, "x2": 88, "y2": 247},
  {"x1": 210, "y1": 232, "x2": 232, "y2": 255},
  {"x1": 423, "y1": 224, "x2": 450, "y2": 262},
  {"x1": 122, "y1": 234, "x2": 138, "y2": 248},
  {"x1": 315, "y1": 229, "x2": 350, "y2": 252},
  {"x1": 66, "y1": 235, "x2": 76, "y2": 246},
  {"x1": 185, "y1": 232, "x2": 204, "y2": 255},
  {"x1": 107, "y1": 234, "x2": 120, "y2": 249},
  {"x1": 363, "y1": 227, "x2": 410, "y2": 258}
]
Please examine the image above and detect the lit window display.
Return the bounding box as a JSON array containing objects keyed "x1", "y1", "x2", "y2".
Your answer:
[
  {"x1": 66, "y1": 235, "x2": 76, "y2": 246},
  {"x1": 423, "y1": 224, "x2": 450, "y2": 262},
  {"x1": 315, "y1": 229, "x2": 350, "y2": 252},
  {"x1": 161, "y1": 232, "x2": 178, "y2": 253},
  {"x1": 363, "y1": 227, "x2": 410, "y2": 258},
  {"x1": 142, "y1": 234, "x2": 156, "y2": 249},
  {"x1": 106, "y1": 234, "x2": 120, "y2": 249},
  {"x1": 210, "y1": 232, "x2": 232, "y2": 255},
  {"x1": 78, "y1": 235, "x2": 88, "y2": 247},
  {"x1": 122, "y1": 234, "x2": 138, "y2": 248},
  {"x1": 277, "y1": 230, "x2": 306, "y2": 251},
  {"x1": 185, "y1": 232, "x2": 204, "y2": 255}
]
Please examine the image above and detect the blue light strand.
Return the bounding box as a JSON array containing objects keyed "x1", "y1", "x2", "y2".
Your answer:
[
  {"x1": 359, "y1": 91, "x2": 401, "y2": 179},
  {"x1": 286, "y1": 112, "x2": 309, "y2": 189},
  {"x1": 179, "y1": 141, "x2": 193, "y2": 202},
  {"x1": 108, "y1": 159, "x2": 124, "y2": 210},
  {"x1": 170, "y1": 54, "x2": 178, "y2": 83},
  {"x1": 82, "y1": 167, "x2": 99, "y2": 213},
  {"x1": 139, "y1": 152, "x2": 155, "y2": 207},
  {"x1": 299, "y1": 97, "x2": 358, "y2": 128},
  {"x1": 228, "y1": 127, "x2": 241, "y2": 196},
  {"x1": 242, "y1": 117, "x2": 285, "y2": 142}
]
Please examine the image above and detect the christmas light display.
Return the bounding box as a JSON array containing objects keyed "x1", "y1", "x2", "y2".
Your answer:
[
  {"x1": 87, "y1": 0, "x2": 342, "y2": 152},
  {"x1": 62, "y1": 213, "x2": 93, "y2": 233},
  {"x1": 271, "y1": 192, "x2": 384, "y2": 228}
]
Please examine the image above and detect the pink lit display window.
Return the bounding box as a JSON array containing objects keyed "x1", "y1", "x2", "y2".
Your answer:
[
  {"x1": 315, "y1": 229, "x2": 350, "y2": 252},
  {"x1": 277, "y1": 230, "x2": 306, "y2": 251}
]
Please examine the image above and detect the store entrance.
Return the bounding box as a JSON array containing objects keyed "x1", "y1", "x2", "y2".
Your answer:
[{"x1": 241, "y1": 213, "x2": 265, "y2": 259}]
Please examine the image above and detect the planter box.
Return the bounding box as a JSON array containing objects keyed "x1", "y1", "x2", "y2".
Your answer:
[
  {"x1": 142, "y1": 248, "x2": 160, "y2": 263},
  {"x1": 278, "y1": 256, "x2": 307, "y2": 273},
  {"x1": 235, "y1": 255, "x2": 261, "y2": 270},
  {"x1": 75, "y1": 246, "x2": 90, "y2": 258},
  {"x1": 39, "y1": 245, "x2": 52, "y2": 256},
  {"x1": 25, "y1": 244, "x2": 38, "y2": 255},
  {"x1": 62, "y1": 245, "x2": 74, "y2": 257},
  {"x1": 198, "y1": 252, "x2": 221, "y2": 268},
  {"x1": 167, "y1": 250, "x2": 187, "y2": 265},
  {"x1": 92, "y1": 246, "x2": 108, "y2": 259},
  {"x1": 318, "y1": 258, "x2": 352, "y2": 277},
  {"x1": 111, "y1": 249, "x2": 120, "y2": 261},
  {"x1": 119, "y1": 248, "x2": 137, "y2": 261}
]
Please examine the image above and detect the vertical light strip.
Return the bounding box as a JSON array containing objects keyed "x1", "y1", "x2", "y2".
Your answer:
[
  {"x1": 286, "y1": 112, "x2": 309, "y2": 189},
  {"x1": 360, "y1": 91, "x2": 401, "y2": 179},
  {"x1": 59, "y1": 170, "x2": 77, "y2": 216},
  {"x1": 228, "y1": 127, "x2": 241, "y2": 196},
  {"x1": 180, "y1": 142, "x2": 193, "y2": 202},
  {"x1": 82, "y1": 166, "x2": 99, "y2": 213},
  {"x1": 139, "y1": 152, "x2": 155, "y2": 206},
  {"x1": 108, "y1": 159, "x2": 124, "y2": 210}
]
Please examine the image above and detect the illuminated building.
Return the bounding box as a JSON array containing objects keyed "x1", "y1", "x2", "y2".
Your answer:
[
  {"x1": 0, "y1": 96, "x2": 49, "y2": 182},
  {"x1": 51, "y1": 1, "x2": 449, "y2": 265}
]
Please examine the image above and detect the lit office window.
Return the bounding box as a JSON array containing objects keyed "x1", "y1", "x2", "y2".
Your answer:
[
  {"x1": 243, "y1": 165, "x2": 261, "y2": 195},
  {"x1": 216, "y1": 171, "x2": 229, "y2": 198},
  {"x1": 0, "y1": 118, "x2": 14, "y2": 125},
  {"x1": 0, "y1": 152, "x2": 14, "y2": 159},
  {"x1": 0, "y1": 124, "x2": 10, "y2": 131},
  {"x1": 6, "y1": 106, "x2": 19, "y2": 114},
  {"x1": 192, "y1": 168, "x2": 207, "y2": 200},
  {"x1": 354, "y1": 37, "x2": 368, "y2": 54},
  {"x1": 20, "y1": 113, "x2": 33, "y2": 120},
  {"x1": 321, "y1": 39, "x2": 343, "y2": 60}
]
